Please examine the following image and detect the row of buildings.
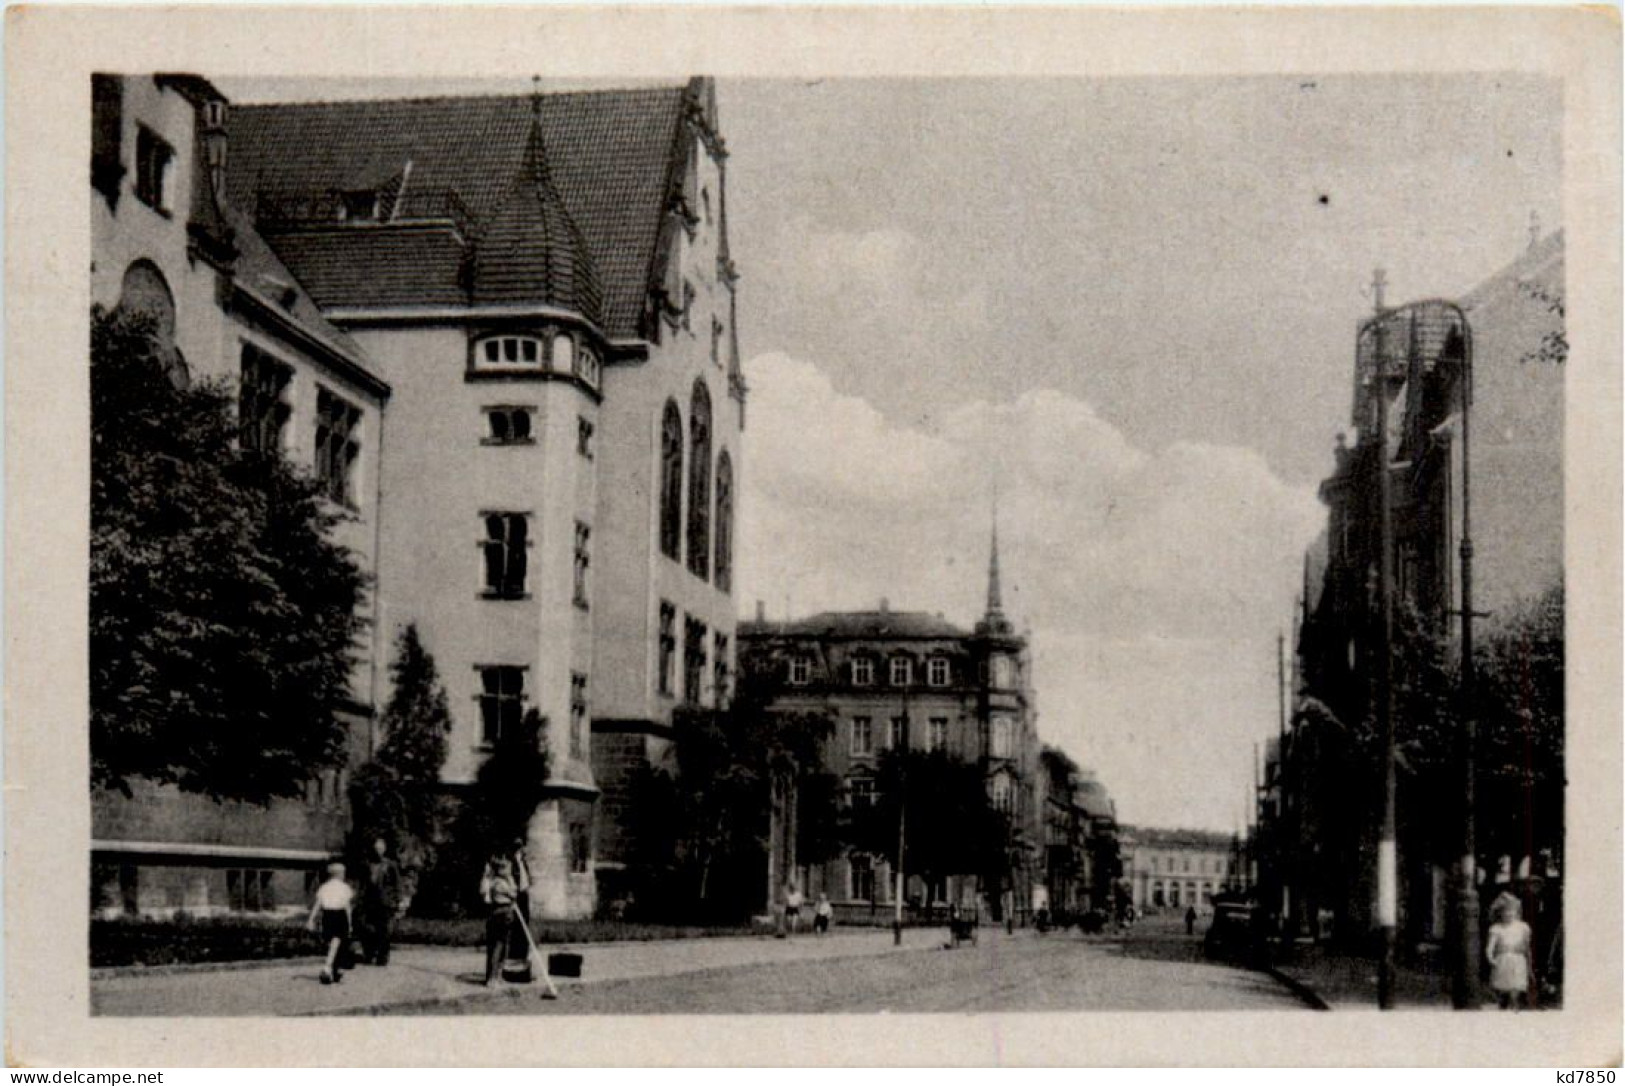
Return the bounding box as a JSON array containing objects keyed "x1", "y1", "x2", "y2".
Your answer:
[
  {"x1": 1253, "y1": 231, "x2": 1565, "y2": 955},
  {"x1": 91, "y1": 73, "x2": 1120, "y2": 924},
  {"x1": 92, "y1": 73, "x2": 742, "y2": 919}
]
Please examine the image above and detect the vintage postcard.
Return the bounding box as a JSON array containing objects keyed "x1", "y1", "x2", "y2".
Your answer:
[{"x1": 5, "y1": 4, "x2": 1620, "y2": 1068}]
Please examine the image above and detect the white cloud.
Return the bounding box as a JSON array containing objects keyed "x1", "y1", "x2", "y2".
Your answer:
[{"x1": 738, "y1": 352, "x2": 1323, "y2": 830}]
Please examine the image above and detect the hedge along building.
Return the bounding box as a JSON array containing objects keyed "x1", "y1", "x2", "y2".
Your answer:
[
  {"x1": 225, "y1": 79, "x2": 744, "y2": 918},
  {"x1": 90, "y1": 75, "x2": 390, "y2": 916}
]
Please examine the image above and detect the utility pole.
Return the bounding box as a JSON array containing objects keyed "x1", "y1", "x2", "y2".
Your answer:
[
  {"x1": 1371, "y1": 268, "x2": 1399, "y2": 1010},
  {"x1": 1278, "y1": 629, "x2": 1291, "y2": 934},
  {"x1": 1452, "y1": 312, "x2": 1483, "y2": 1010},
  {"x1": 893, "y1": 699, "x2": 909, "y2": 946}
]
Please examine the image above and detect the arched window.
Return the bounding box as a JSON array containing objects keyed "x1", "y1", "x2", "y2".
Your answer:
[
  {"x1": 686, "y1": 380, "x2": 712, "y2": 579},
  {"x1": 118, "y1": 261, "x2": 187, "y2": 387},
  {"x1": 714, "y1": 451, "x2": 733, "y2": 593},
  {"x1": 659, "y1": 400, "x2": 683, "y2": 561}
]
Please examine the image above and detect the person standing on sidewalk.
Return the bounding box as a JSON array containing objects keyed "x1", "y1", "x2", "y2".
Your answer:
[
  {"x1": 1185, "y1": 906, "x2": 1197, "y2": 936},
  {"x1": 813, "y1": 892, "x2": 833, "y2": 935},
  {"x1": 1486, "y1": 895, "x2": 1535, "y2": 1010},
  {"x1": 480, "y1": 854, "x2": 520, "y2": 987},
  {"x1": 362, "y1": 837, "x2": 401, "y2": 966},
  {"x1": 308, "y1": 862, "x2": 354, "y2": 985},
  {"x1": 506, "y1": 838, "x2": 534, "y2": 980},
  {"x1": 783, "y1": 882, "x2": 804, "y2": 936}
]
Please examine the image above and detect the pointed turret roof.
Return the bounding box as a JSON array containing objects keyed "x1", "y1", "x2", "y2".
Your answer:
[{"x1": 468, "y1": 108, "x2": 605, "y2": 325}]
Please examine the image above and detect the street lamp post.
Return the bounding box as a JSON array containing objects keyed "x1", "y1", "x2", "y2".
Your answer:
[
  {"x1": 1450, "y1": 310, "x2": 1482, "y2": 1010},
  {"x1": 1370, "y1": 269, "x2": 1399, "y2": 1011}
]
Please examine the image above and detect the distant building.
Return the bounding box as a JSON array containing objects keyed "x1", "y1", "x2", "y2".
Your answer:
[
  {"x1": 90, "y1": 75, "x2": 390, "y2": 917},
  {"x1": 1119, "y1": 827, "x2": 1239, "y2": 910},
  {"x1": 737, "y1": 525, "x2": 1042, "y2": 921},
  {"x1": 1038, "y1": 756, "x2": 1120, "y2": 915}
]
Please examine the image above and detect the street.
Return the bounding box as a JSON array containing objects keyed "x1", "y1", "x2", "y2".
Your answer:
[{"x1": 385, "y1": 919, "x2": 1309, "y2": 1015}]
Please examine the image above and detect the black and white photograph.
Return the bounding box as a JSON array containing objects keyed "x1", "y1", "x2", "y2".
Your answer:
[{"x1": 6, "y1": 4, "x2": 1620, "y2": 1069}]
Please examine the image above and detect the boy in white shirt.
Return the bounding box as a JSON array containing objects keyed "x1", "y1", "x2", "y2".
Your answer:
[{"x1": 308, "y1": 862, "x2": 355, "y2": 985}]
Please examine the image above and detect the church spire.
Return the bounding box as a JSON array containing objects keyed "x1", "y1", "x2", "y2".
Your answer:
[{"x1": 986, "y1": 498, "x2": 1004, "y2": 619}]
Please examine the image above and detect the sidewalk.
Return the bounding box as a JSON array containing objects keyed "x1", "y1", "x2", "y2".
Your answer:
[
  {"x1": 1266, "y1": 943, "x2": 1460, "y2": 1010},
  {"x1": 91, "y1": 927, "x2": 951, "y2": 1016}
]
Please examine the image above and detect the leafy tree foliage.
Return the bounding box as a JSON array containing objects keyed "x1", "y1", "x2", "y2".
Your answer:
[
  {"x1": 844, "y1": 750, "x2": 1010, "y2": 897},
  {"x1": 347, "y1": 624, "x2": 452, "y2": 904},
  {"x1": 90, "y1": 306, "x2": 367, "y2": 802},
  {"x1": 626, "y1": 647, "x2": 835, "y2": 920},
  {"x1": 413, "y1": 708, "x2": 551, "y2": 917}
]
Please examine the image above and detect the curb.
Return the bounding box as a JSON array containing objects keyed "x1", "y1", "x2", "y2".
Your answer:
[
  {"x1": 1265, "y1": 966, "x2": 1332, "y2": 1011},
  {"x1": 93, "y1": 954, "x2": 328, "y2": 980},
  {"x1": 312, "y1": 981, "x2": 575, "y2": 1017}
]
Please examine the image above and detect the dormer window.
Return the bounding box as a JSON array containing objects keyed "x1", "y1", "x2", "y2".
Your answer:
[
  {"x1": 787, "y1": 656, "x2": 811, "y2": 686},
  {"x1": 889, "y1": 657, "x2": 912, "y2": 686},
  {"x1": 476, "y1": 335, "x2": 543, "y2": 370},
  {"x1": 337, "y1": 189, "x2": 381, "y2": 222},
  {"x1": 851, "y1": 657, "x2": 875, "y2": 687}
]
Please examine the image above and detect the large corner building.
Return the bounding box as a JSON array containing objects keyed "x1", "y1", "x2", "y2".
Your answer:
[{"x1": 91, "y1": 75, "x2": 744, "y2": 920}]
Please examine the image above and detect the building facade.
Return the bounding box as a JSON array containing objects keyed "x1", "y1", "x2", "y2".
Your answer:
[
  {"x1": 224, "y1": 79, "x2": 744, "y2": 919},
  {"x1": 90, "y1": 75, "x2": 390, "y2": 917},
  {"x1": 1279, "y1": 232, "x2": 1565, "y2": 947},
  {"x1": 737, "y1": 531, "x2": 1043, "y2": 921},
  {"x1": 1119, "y1": 827, "x2": 1240, "y2": 911}
]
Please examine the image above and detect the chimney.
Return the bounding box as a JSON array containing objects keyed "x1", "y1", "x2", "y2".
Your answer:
[
  {"x1": 200, "y1": 98, "x2": 228, "y2": 198},
  {"x1": 755, "y1": 599, "x2": 765, "y2": 622}
]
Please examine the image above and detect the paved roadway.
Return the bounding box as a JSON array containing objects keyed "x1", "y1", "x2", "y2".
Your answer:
[{"x1": 384, "y1": 920, "x2": 1308, "y2": 1015}]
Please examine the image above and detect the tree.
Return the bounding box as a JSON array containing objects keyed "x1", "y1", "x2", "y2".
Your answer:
[
  {"x1": 90, "y1": 305, "x2": 367, "y2": 802},
  {"x1": 347, "y1": 624, "x2": 452, "y2": 906},
  {"x1": 413, "y1": 708, "x2": 551, "y2": 917},
  {"x1": 845, "y1": 750, "x2": 1007, "y2": 899}
]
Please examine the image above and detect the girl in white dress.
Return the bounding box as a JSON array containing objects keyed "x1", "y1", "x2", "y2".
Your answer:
[{"x1": 1485, "y1": 894, "x2": 1534, "y2": 1010}]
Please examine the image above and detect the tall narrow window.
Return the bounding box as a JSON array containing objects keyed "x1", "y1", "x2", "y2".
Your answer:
[
  {"x1": 573, "y1": 521, "x2": 591, "y2": 609},
  {"x1": 239, "y1": 344, "x2": 291, "y2": 456},
  {"x1": 569, "y1": 822, "x2": 591, "y2": 874},
  {"x1": 713, "y1": 633, "x2": 730, "y2": 704},
  {"x1": 477, "y1": 666, "x2": 524, "y2": 745},
  {"x1": 660, "y1": 401, "x2": 683, "y2": 560},
  {"x1": 134, "y1": 125, "x2": 175, "y2": 213},
  {"x1": 686, "y1": 381, "x2": 713, "y2": 578},
  {"x1": 714, "y1": 451, "x2": 734, "y2": 593},
  {"x1": 658, "y1": 602, "x2": 677, "y2": 696},
  {"x1": 927, "y1": 657, "x2": 951, "y2": 687},
  {"x1": 315, "y1": 388, "x2": 362, "y2": 506},
  {"x1": 851, "y1": 717, "x2": 873, "y2": 757},
  {"x1": 991, "y1": 715, "x2": 1014, "y2": 759},
  {"x1": 482, "y1": 513, "x2": 529, "y2": 598},
  {"x1": 928, "y1": 718, "x2": 948, "y2": 753},
  {"x1": 570, "y1": 673, "x2": 588, "y2": 759},
  {"x1": 683, "y1": 616, "x2": 708, "y2": 704},
  {"x1": 889, "y1": 716, "x2": 907, "y2": 750}
]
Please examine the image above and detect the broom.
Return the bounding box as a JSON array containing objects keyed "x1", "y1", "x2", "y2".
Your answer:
[{"x1": 511, "y1": 902, "x2": 560, "y2": 999}]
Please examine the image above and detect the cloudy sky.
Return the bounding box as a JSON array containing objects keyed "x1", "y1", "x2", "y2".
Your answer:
[
  {"x1": 224, "y1": 74, "x2": 1561, "y2": 831},
  {"x1": 718, "y1": 76, "x2": 1560, "y2": 831}
]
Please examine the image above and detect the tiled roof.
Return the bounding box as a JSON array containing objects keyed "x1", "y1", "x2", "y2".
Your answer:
[
  {"x1": 227, "y1": 86, "x2": 691, "y2": 336},
  {"x1": 471, "y1": 121, "x2": 604, "y2": 324},
  {"x1": 225, "y1": 207, "x2": 377, "y2": 376},
  {"x1": 738, "y1": 610, "x2": 971, "y2": 641},
  {"x1": 259, "y1": 225, "x2": 471, "y2": 310}
]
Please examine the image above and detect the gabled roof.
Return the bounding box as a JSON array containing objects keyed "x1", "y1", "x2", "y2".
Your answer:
[
  {"x1": 738, "y1": 610, "x2": 971, "y2": 641},
  {"x1": 226, "y1": 85, "x2": 693, "y2": 336}
]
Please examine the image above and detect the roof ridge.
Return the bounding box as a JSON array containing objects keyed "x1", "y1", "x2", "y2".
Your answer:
[{"x1": 232, "y1": 84, "x2": 688, "y2": 111}]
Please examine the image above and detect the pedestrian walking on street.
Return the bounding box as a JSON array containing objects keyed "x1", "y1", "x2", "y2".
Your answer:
[
  {"x1": 362, "y1": 837, "x2": 401, "y2": 966},
  {"x1": 813, "y1": 892, "x2": 833, "y2": 935},
  {"x1": 307, "y1": 861, "x2": 354, "y2": 986},
  {"x1": 1185, "y1": 906, "x2": 1197, "y2": 936},
  {"x1": 480, "y1": 855, "x2": 520, "y2": 987},
  {"x1": 784, "y1": 882, "x2": 804, "y2": 935},
  {"x1": 1486, "y1": 894, "x2": 1535, "y2": 1010}
]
